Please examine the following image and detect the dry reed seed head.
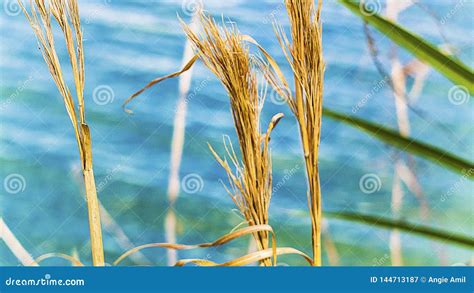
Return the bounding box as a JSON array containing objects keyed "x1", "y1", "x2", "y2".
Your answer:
[
  {"x1": 183, "y1": 13, "x2": 283, "y2": 263},
  {"x1": 182, "y1": 15, "x2": 261, "y2": 115},
  {"x1": 18, "y1": 0, "x2": 86, "y2": 151},
  {"x1": 281, "y1": 0, "x2": 325, "y2": 266},
  {"x1": 264, "y1": 0, "x2": 325, "y2": 112},
  {"x1": 19, "y1": 0, "x2": 105, "y2": 266},
  {"x1": 250, "y1": 0, "x2": 324, "y2": 265}
]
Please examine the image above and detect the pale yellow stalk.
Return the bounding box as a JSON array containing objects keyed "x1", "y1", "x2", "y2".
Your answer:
[
  {"x1": 0, "y1": 218, "x2": 39, "y2": 266},
  {"x1": 19, "y1": 0, "x2": 104, "y2": 266},
  {"x1": 264, "y1": 0, "x2": 325, "y2": 265}
]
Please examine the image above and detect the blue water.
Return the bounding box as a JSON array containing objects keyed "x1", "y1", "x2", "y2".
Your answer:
[{"x1": 1, "y1": 0, "x2": 472, "y2": 266}]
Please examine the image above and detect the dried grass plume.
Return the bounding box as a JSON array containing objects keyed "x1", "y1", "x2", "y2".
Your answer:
[
  {"x1": 182, "y1": 13, "x2": 284, "y2": 266},
  {"x1": 18, "y1": 0, "x2": 105, "y2": 266}
]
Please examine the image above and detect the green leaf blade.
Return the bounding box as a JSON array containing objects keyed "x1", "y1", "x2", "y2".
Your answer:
[
  {"x1": 323, "y1": 108, "x2": 474, "y2": 178},
  {"x1": 325, "y1": 211, "x2": 474, "y2": 248},
  {"x1": 339, "y1": 0, "x2": 474, "y2": 94}
]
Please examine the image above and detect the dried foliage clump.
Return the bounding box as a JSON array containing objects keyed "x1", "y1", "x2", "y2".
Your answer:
[
  {"x1": 259, "y1": 0, "x2": 325, "y2": 265},
  {"x1": 182, "y1": 13, "x2": 284, "y2": 266},
  {"x1": 19, "y1": 0, "x2": 104, "y2": 266},
  {"x1": 121, "y1": 11, "x2": 318, "y2": 266}
]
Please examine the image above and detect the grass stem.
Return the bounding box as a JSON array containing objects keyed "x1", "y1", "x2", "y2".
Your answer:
[{"x1": 19, "y1": 0, "x2": 104, "y2": 266}]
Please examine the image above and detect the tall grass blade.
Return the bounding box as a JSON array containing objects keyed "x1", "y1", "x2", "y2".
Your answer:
[
  {"x1": 325, "y1": 211, "x2": 474, "y2": 248},
  {"x1": 323, "y1": 108, "x2": 474, "y2": 177},
  {"x1": 256, "y1": 0, "x2": 325, "y2": 266},
  {"x1": 278, "y1": 0, "x2": 325, "y2": 266},
  {"x1": 339, "y1": 0, "x2": 474, "y2": 94}
]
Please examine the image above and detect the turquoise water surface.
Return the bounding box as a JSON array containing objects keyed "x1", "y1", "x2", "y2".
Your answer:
[{"x1": 1, "y1": 0, "x2": 473, "y2": 266}]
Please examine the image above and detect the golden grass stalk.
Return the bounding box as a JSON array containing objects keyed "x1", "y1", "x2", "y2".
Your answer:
[
  {"x1": 19, "y1": 0, "x2": 104, "y2": 266},
  {"x1": 181, "y1": 13, "x2": 283, "y2": 266},
  {"x1": 0, "y1": 218, "x2": 38, "y2": 266},
  {"x1": 256, "y1": 0, "x2": 325, "y2": 266}
]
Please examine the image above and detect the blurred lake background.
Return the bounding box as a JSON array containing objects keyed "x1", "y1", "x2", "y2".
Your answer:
[{"x1": 1, "y1": 0, "x2": 472, "y2": 266}]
